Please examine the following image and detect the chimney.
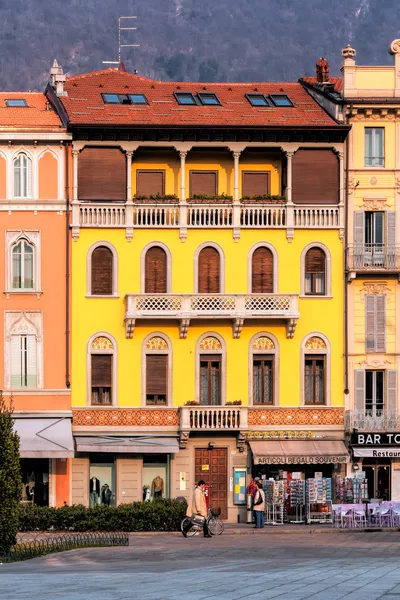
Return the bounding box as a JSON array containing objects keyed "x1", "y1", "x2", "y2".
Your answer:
[
  {"x1": 341, "y1": 43, "x2": 356, "y2": 97},
  {"x1": 50, "y1": 59, "x2": 67, "y2": 97},
  {"x1": 316, "y1": 57, "x2": 329, "y2": 84}
]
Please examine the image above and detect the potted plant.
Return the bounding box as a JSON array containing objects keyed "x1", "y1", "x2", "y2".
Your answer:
[
  {"x1": 240, "y1": 193, "x2": 286, "y2": 204},
  {"x1": 187, "y1": 193, "x2": 233, "y2": 204}
]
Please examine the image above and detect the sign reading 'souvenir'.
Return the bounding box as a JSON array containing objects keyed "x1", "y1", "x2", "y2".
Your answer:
[{"x1": 351, "y1": 433, "x2": 400, "y2": 446}]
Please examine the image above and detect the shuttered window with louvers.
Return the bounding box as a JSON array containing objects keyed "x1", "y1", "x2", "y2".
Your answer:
[
  {"x1": 198, "y1": 247, "x2": 220, "y2": 293},
  {"x1": 91, "y1": 246, "x2": 113, "y2": 295},
  {"x1": 145, "y1": 246, "x2": 167, "y2": 293},
  {"x1": 91, "y1": 354, "x2": 112, "y2": 405},
  {"x1": 242, "y1": 171, "x2": 270, "y2": 197},
  {"x1": 354, "y1": 369, "x2": 366, "y2": 414},
  {"x1": 305, "y1": 247, "x2": 326, "y2": 295},
  {"x1": 252, "y1": 247, "x2": 273, "y2": 293},
  {"x1": 146, "y1": 354, "x2": 167, "y2": 405},
  {"x1": 365, "y1": 294, "x2": 386, "y2": 353},
  {"x1": 78, "y1": 147, "x2": 126, "y2": 201},
  {"x1": 292, "y1": 149, "x2": 339, "y2": 204},
  {"x1": 136, "y1": 170, "x2": 165, "y2": 197},
  {"x1": 190, "y1": 171, "x2": 218, "y2": 197}
]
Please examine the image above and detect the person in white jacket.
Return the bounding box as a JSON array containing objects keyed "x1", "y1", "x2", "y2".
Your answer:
[{"x1": 183, "y1": 480, "x2": 211, "y2": 537}]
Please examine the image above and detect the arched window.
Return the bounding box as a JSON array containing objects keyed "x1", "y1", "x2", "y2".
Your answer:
[
  {"x1": 305, "y1": 247, "x2": 326, "y2": 295},
  {"x1": 13, "y1": 153, "x2": 32, "y2": 198},
  {"x1": 198, "y1": 247, "x2": 220, "y2": 293},
  {"x1": 196, "y1": 334, "x2": 225, "y2": 405},
  {"x1": 5, "y1": 311, "x2": 43, "y2": 390},
  {"x1": 250, "y1": 334, "x2": 278, "y2": 405},
  {"x1": 91, "y1": 246, "x2": 113, "y2": 295},
  {"x1": 12, "y1": 239, "x2": 34, "y2": 290},
  {"x1": 302, "y1": 334, "x2": 330, "y2": 406},
  {"x1": 252, "y1": 247, "x2": 273, "y2": 293},
  {"x1": 88, "y1": 334, "x2": 117, "y2": 406},
  {"x1": 143, "y1": 334, "x2": 171, "y2": 406},
  {"x1": 145, "y1": 246, "x2": 167, "y2": 293}
]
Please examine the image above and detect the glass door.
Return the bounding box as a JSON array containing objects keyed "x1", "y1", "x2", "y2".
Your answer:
[
  {"x1": 362, "y1": 461, "x2": 391, "y2": 500},
  {"x1": 365, "y1": 212, "x2": 384, "y2": 266}
]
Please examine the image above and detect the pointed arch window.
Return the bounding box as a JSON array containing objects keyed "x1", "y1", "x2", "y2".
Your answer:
[
  {"x1": 12, "y1": 239, "x2": 34, "y2": 289},
  {"x1": 5, "y1": 311, "x2": 43, "y2": 390},
  {"x1": 13, "y1": 153, "x2": 32, "y2": 198}
]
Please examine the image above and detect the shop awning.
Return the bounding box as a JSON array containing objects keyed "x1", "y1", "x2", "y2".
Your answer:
[
  {"x1": 75, "y1": 435, "x2": 179, "y2": 454},
  {"x1": 14, "y1": 417, "x2": 74, "y2": 458},
  {"x1": 249, "y1": 439, "x2": 349, "y2": 465}
]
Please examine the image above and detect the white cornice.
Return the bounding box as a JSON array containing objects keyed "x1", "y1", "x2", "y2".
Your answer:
[{"x1": 0, "y1": 133, "x2": 71, "y2": 141}]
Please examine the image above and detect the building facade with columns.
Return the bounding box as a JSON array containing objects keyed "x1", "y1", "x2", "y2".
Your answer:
[
  {"x1": 47, "y1": 65, "x2": 349, "y2": 520},
  {"x1": 0, "y1": 86, "x2": 73, "y2": 507},
  {"x1": 303, "y1": 41, "x2": 400, "y2": 501}
]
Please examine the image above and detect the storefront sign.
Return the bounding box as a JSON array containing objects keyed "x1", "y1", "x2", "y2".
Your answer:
[
  {"x1": 246, "y1": 430, "x2": 313, "y2": 440},
  {"x1": 201, "y1": 464, "x2": 209, "y2": 471},
  {"x1": 254, "y1": 455, "x2": 347, "y2": 465},
  {"x1": 353, "y1": 447, "x2": 400, "y2": 458},
  {"x1": 351, "y1": 433, "x2": 400, "y2": 446}
]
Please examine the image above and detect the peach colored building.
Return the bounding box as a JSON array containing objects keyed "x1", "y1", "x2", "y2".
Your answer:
[{"x1": 0, "y1": 88, "x2": 73, "y2": 507}]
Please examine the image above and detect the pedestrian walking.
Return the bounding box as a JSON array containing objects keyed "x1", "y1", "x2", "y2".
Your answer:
[
  {"x1": 183, "y1": 480, "x2": 211, "y2": 538},
  {"x1": 253, "y1": 481, "x2": 265, "y2": 529}
]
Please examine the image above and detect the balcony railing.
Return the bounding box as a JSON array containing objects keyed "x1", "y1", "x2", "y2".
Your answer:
[
  {"x1": 180, "y1": 406, "x2": 248, "y2": 431},
  {"x1": 293, "y1": 205, "x2": 340, "y2": 228},
  {"x1": 125, "y1": 293, "x2": 299, "y2": 339},
  {"x1": 346, "y1": 245, "x2": 400, "y2": 272},
  {"x1": 345, "y1": 409, "x2": 400, "y2": 432}
]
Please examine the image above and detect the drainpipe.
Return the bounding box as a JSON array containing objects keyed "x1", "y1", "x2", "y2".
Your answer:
[
  {"x1": 65, "y1": 142, "x2": 71, "y2": 389},
  {"x1": 344, "y1": 104, "x2": 352, "y2": 405}
]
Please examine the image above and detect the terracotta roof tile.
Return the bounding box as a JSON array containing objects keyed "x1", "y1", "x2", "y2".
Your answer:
[
  {"x1": 0, "y1": 92, "x2": 63, "y2": 130},
  {"x1": 301, "y1": 77, "x2": 343, "y2": 93},
  {"x1": 59, "y1": 69, "x2": 340, "y2": 128}
]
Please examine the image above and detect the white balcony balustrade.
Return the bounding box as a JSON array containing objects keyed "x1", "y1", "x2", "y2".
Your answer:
[
  {"x1": 293, "y1": 205, "x2": 340, "y2": 228},
  {"x1": 180, "y1": 406, "x2": 248, "y2": 431},
  {"x1": 125, "y1": 293, "x2": 299, "y2": 339},
  {"x1": 79, "y1": 204, "x2": 126, "y2": 227}
]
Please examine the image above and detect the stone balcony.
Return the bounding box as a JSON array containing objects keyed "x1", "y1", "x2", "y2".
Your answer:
[
  {"x1": 346, "y1": 245, "x2": 400, "y2": 279},
  {"x1": 74, "y1": 201, "x2": 343, "y2": 241},
  {"x1": 124, "y1": 293, "x2": 299, "y2": 339},
  {"x1": 180, "y1": 406, "x2": 247, "y2": 431},
  {"x1": 345, "y1": 409, "x2": 400, "y2": 432}
]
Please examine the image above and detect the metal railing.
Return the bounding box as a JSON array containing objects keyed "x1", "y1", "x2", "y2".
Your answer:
[
  {"x1": 346, "y1": 245, "x2": 400, "y2": 271},
  {"x1": 180, "y1": 406, "x2": 248, "y2": 430},
  {"x1": 345, "y1": 409, "x2": 400, "y2": 432}
]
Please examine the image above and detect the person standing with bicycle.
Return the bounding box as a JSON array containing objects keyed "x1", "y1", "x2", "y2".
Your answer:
[{"x1": 183, "y1": 480, "x2": 211, "y2": 538}]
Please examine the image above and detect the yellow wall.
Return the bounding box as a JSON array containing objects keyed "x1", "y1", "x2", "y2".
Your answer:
[
  {"x1": 355, "y1": 68, "x2": 395, "y2": 91},
  {"x1": 71, "y1": 228, "x2": 344, "y2": 409},
  {"x1": 352, "y1": 119, "x2": 396, "y2": 172}
]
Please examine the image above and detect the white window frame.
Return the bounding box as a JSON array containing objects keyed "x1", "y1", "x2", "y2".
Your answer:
[
  {"x1": 13, "y1": 152, "x2": 32, "y2": 199},
  {"x1": 141, "y1": 332, "x2": 172, "y2": 407},
  {"x1": 300, "y1": 242, "x2": 331, "y2": 298},
  {"x1": 195, "y1": 332, "x2": 226, "y2": 405},
  {"x1": 364, "y1": 127, "x2": 384, "y2": 168},
  {"x1": 4, "y1": 311, "x2": 43, "y2": 390},
  {"x1": 5, "y1": 231, "x2": 41, "y2": 294},
  {"x1": 86, "y1": 332, "x2": 118, "y2": 406},
  {"x1": 300, "y1": 332, "x2": 331, "y2": 406},
  {"x1": 248, "y1": 332, "x2": 279, "y2": 406},
  {"x1": 86, "y1": 241, "x2": 119, "y2": 297}
]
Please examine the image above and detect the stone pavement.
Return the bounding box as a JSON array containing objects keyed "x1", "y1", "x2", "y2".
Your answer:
[{"x1": 3, "y1": 531, "x2": 400, "y2": 599}]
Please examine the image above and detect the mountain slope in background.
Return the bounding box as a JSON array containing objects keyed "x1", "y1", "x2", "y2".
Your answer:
[{"x1": 0, "y1": 0, "x2": 399, "y2": 90}]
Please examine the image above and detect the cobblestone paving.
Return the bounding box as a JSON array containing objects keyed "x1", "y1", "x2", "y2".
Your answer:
[{"x1": 3, "y1": 532, "x2": 400, "y2": 599}]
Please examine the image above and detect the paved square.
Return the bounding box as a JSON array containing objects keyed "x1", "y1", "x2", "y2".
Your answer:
[{"x1": 3, "y1": 531, "x2": 400, "y2": 599}]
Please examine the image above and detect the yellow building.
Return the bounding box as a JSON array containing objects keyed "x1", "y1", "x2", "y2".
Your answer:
[
  {"x1": 304, "y1": 41, "x2": 400, "y2": 501},
  {"x1": 48, "y1": 66, "x2": 349, "y2": 520}
]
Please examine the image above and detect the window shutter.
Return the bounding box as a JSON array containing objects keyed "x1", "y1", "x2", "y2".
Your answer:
[
  {"x1": 386, "y1": 370, "x2": 397, "y2": 415},
  {"x1": 305, "y1": 248, "x2": 325, "y2": 273},
  {"x1": 11, "y1": 336, "x2": 22, "y2": 387},
  {"x1": 146, "y1": 355, "x2": 167, "y2": 396},
  {"x1": 354, "y1": 210, "x2": 365, "y2": 247},
  {"x1": 376, "y1": 295, "x2": 386, "y2": 352},
  {"x1": 365, "y1": 295, "x2": 376, "y2": 352},
  {"x1": 78, "y1": 147, "x2": 126, "y2": 201},
  {"x1": 252, "y1": 247, "x2": 273, "y2": 293},
  {"x1": 242, "y1": 171, "x2": 270, "y2": 197},
  {"x1": 27, "y1": 156, "x2": 32, "y2": 198},
  {"x1": 190, "y1": 171, "x2": 218, "y2": 197},
  {"x1": 91, "y1": 246, "x2": 113, "y2": 295},
  {"x1": 136, "y1": 170, "x2": 165, "y2": 197},
  {"x1": 26, "y1": 335, "x2": 37, "y2": 388},
  {"x1": 386, "y1": 211, "x2": 396, "y2": 247},
  {"x1": 198, "y1": 247, "x2": 220, "y2": 293},
  {"x1": 292, "y1": 149, "x2": 339, "y2": 204},
  {"x1": 354, "y1": 369, "x2": 365, "y2": 412},
  {"x1": 91, "y1": 354, "x2": 112, "y2": 387},
  {"x1": 145, "y1": 246, "x2": 167, "y2": 293}
]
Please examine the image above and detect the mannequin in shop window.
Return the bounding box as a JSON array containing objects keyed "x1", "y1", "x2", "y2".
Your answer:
[
  {"x1": 151, "y1": 476, "x2": 164, "y2": 498},
  {"x1": 26, "y1": 471, "x2": 35, "y2": 503},
  {"x1": 89, "y1": 477, "x2": 100, "y2": 507},
  {"x1": 101, "y1": 483, "x2": 112, "y2": 506},
  {"x1": 143, "y1": 485, "x2": 151, "y2": 502}
]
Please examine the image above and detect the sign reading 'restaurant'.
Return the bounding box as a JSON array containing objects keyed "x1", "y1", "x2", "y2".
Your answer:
[{"x1": 351, "y1": 433, "x2": 400, "y2": 446}]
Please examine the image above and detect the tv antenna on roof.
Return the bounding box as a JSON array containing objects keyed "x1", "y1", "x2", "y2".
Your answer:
[{"x1": 103, "y1": 16, "x2": 140, "y2": 67}]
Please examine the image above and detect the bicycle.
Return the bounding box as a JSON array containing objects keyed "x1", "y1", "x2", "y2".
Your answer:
[{"x1": 181, "y1": 506, "x2": 224, "y2": 537}]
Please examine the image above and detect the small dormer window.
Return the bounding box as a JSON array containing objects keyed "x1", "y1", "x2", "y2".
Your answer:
[
  {"x1": 174, "y1": 92, "x2": 196, "y2": 105},
  {"x1": 129, "y1": 94, "x2": 148, "y2": 105},
  {"x1": 198, "y1": 93, "x2": 220, "y2": 106},
  {"x1": 246, "y1": 94, "x2": 269, "y2": 107},
  {"x1": 6, "y1": 99, "x2": 27, "y2": 107},
  {"x1": 269, "y1": 94, "x2": 293, "y2": 107},
  {"x1": 102, "y1": 93, "x2": 120, "y2": 104}
]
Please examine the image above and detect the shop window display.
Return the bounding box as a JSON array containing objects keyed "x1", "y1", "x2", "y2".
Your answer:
[
  {"x1": 142, "y1": 455, "x2": 169, "y2": 501},
  {"x1": 20, "y1": 458, "x2": 49, "y2": 506},
  {"x1": 89, "y1": 457, "x2": 115, "y2": 507}
]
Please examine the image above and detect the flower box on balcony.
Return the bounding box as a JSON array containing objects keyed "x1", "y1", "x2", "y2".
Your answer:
[
  {"x1": 133, "y1": 194, "x2": 179, "y2": 204},
  {"x1": 187, "y1": 194, "x2": 233, "y2": 204},
  {"x1": 241, "y1": 194, "x2": 286, "y2": 204}
]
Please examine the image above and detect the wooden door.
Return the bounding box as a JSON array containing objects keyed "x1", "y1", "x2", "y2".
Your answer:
[{"x1": 195, "y1": 448, "x2": 228, "y2": 519}]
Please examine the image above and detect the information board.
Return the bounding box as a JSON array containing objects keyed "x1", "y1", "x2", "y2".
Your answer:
[{"x1": 233, "y1": 467, "x2": 247, "y2": 505}]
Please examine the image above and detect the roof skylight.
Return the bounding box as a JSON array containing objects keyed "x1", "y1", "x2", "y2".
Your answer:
[
  {"x1": 269, "y1": 94, "x2": 293, "y2": 107},
  {"x1": 6, "y1": 99, "x2": 27, "y2": 107},
  {"x1": 246, "y1": 94, "x2": 269, "y2": 107},
  {"x1": 174, "y1": 92, "x2": 196, "y2": 105},
  {"x1": 198, "y1": 93, "x2": 220, "y2": 106}
]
